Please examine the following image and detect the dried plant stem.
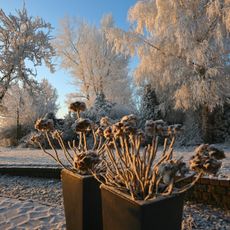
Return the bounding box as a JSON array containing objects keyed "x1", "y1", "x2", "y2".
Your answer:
[
  {"x1": 175, "y1": 172, "x2": 196, "y2": 184},
  {"x1": 45, "y1": 132, "x2": 68, "y2": 169},
  {"x1": 165, "y1": 136, "x2": 176, "y2": 160},
  {"x1": 144, "y1": 171, "x2": 156, "y2": 200},
  {"x1": 162, "y1": 138, "x2": 168, "y2": 156},
  {"x1": 174, "y1": 172, "x2": 203, "y2": 194},
  {"x1": 56, "y1": 138, "x2": 73, "y2": 166},
  {"x1": 92, "y1": 130, "x2": 97, "y2": 149},
  {"x1": 113, "y1": 139, "x2": 129, "y2": 169},
  {"x1": 105, "y1": 145, "x2": 126, "y2": 182},
  {"x1": 78, "y1": 133, "x2": 83, "y2": 150},
  {"x1": 124, "y1": 137, "x2": 132, "y2": 165},
  {"x1": 68, "y1": 141, "x2": 78, "y2": 158},
  {"x1": 142, "y1": 146, "x2": 148, "y2": 164},
  {"x1": 57, "y1": 133, "x2": 74, "y2": 161},
  {"x1": 56, "y1": 136, "x2": 73, "y2": 166},
  {"x1": 83, "y1": 132, "x2": 88, "y2": 151},
  {"x1": 96, "y1": 136, "x2": 103, "y2": 151},
  {"x1": 37, "y1": 142, "x2": 59, "y2": 163},
  {"x1": 97, "y1": 140, "x2": 108, "y2": 154},
  {"x1": 161, "y1": 179, "x2": 174, "y2": 196}
]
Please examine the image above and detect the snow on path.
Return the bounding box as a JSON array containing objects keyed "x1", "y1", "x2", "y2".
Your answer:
[{"x1": 0, "y1": 197, "x2": 65, "y2": 229}]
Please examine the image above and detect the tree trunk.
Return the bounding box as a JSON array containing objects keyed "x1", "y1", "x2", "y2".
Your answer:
[
  {"x1": 16, "y1": 108, "x2": 21, "y2": 143},
  {"x1": 201, "y1": 105, "x2": 212, "y2": 143}
]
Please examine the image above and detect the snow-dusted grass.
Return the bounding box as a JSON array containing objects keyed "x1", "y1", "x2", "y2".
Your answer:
[
  {"x1": 0, "y1": 147, "x2": 67, "y2": 167},
  {"x1": 0, "y1": 144, "x2": 229, "y2": 177}
]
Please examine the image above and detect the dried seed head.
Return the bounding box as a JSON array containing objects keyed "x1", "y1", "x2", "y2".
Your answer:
[
  {"x1": 167, "y1": 124, "x2": 183, "y2": 136},
  {"x1": 30, "y1": 133, "x2": 45, "y2": 143},
  {"x1": 95, "y1": 127, "x2": 104, "y2": 137},
  {"x1": 51, "y1": 130, "x2": 62, "y2": 139},
  {"x1": 121, "y1": 114, "x2": 137, "y2": 127},
  {"x1": 73, "y1": 150, "x2": 100, "y2": 173},
  {"x1": 100, "y1": 116, "x2": 111, "y2": 127},
  {"x1": 157, "y1": 162, "x2": 179, "y2": 185},
  {"x1": 195, "y1": 144, "x2": 209, "y2": 155},
  {"x1": 35, "y1": 118, "x2": 54, "y2": 132},
  {"x1": 123, "y1": 124, "x2": 137, "y2": 135},
  {"x1": 189, "y1": 144, "x2": 225, "y2": 175},
  {"x1": 112, "y1": 122, "x2": 124, "y2": 138},
  {"x1": 69, "y1": 101, "x2": 86, "y2": 112},
  {"x1": 145, "y1": 119, "x2": 166, "y2": 136},
  {"x1": 72, "y1": 118, "x2": 92, "y2": 132},
  {"x1": 104, "y1": 126, "x2": 113, "y2": 139},
  {"x1": 207, "y1": 145, "x2": 226, "y2": 160}
]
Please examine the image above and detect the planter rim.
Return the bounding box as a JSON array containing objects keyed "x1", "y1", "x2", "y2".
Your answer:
[
  {"x1": 100, "y1": 184, "x2": 182, "y2": 206},
  {"x1": 62, "y1": 168, "x2": 94, "y2": 180}
]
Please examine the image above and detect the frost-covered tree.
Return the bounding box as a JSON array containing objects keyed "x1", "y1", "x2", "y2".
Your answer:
[
  {"x1": 0, "y1": 79, "x2": 58, "y2": 141},
  {"x1": 106, "y1": 0, "x2": 230, "y2": 142},
  {"x1": 55, "y1": 14, "x2": 132, "y2": 106},
  {"x1": 0, "y1": 6, "x2": 55, "y2": 104}
]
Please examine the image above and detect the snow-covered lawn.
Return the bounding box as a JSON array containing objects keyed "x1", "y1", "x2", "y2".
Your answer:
[
  {"x1": 0, "y1": 144, "x2": 229, "y2": 177},
  {"x1": 0, "y1": 147, "x2": 67, "y2": 167}
]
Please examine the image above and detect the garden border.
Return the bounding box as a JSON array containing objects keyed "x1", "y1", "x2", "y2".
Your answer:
[{"x1": 178, "y1": 176, "x2": 230, "y2": 209}]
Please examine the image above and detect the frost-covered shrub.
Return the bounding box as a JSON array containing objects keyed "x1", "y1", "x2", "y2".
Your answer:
[
  {"x1": 0, "y1": 126, "x2": 18, "y2": 147},
  {"x1": 83, "y1": 92, "x2": 134, "y2": 123},
  {"x1": 0, "y1": 125, "x2": 29, "y2": 147},
  {"x1": 139, "y1": 84, "x2": 159, "y2": 121}
]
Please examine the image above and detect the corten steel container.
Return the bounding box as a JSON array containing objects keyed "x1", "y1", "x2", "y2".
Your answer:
[
  {"x1": 61, "y1": 169, "x2": 102, "y2": 230},
  {"x1": 100, "y1": 184, "x2": 184, "y2": 230}
]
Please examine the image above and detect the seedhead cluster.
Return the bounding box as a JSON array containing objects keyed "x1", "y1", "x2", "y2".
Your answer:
[
  {"x1": 93, "y1": 116, "x2": 225, "y2": 200},
  {"x1": 33, "y1": 101, "x2": 105, "y2": 175},
  {"x1": 33, "y1": 101, "x2": 226, "y2": 200}
]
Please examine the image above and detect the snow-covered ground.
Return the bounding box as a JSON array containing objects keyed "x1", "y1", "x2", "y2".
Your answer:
[
  {"x1": 0, "y1": 175, "x2": 229, "y2": 230},
  {"x1": 0, "y1": 146, "x2": 229, "y2": 230},
  {"x1": 0, "y1": 197, "x2": 65, "y2": 229},
  {"x1": 0, "y1": 144, "x2": 229, "y2": 177}
]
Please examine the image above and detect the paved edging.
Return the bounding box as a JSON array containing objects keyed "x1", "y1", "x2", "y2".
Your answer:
[{"x1": 0, "y1": 166, "x2": 61, "y2": 178}]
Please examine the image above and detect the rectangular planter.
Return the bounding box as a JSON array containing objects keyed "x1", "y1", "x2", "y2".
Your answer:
[
  {"x1": 61, "y1": 169, "x2": 102, "y2": 230},
  {"x1": 100, "y1": 184, "x2": 184, "y2": 230}
]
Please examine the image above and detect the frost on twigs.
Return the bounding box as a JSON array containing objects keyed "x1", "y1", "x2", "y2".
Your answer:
[
  {"x1": 105, "y1": 0, "x2": 230, "y2": 113},
  {"x1": 0, "y1": 6, "x2": 55, "y2": 103}
]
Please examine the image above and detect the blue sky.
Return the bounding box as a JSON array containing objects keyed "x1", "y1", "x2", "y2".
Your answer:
[{"x1": 0, "y1": 0, "x2": 137, "y2": 117}]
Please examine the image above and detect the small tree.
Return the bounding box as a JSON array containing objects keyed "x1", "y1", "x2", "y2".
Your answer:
[
  {"x1": 0, "y1": 6, "x2": 55, "y2": 104},
  {"x1": 139, "y1": 84, "x2": 158, "y2": 122}
]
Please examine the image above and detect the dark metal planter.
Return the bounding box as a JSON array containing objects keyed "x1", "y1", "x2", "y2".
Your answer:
[
  {"x1": 61, "y1": 169, "x2": 102, "y2": 230},
  {"x1": 100, "y1": 184, "x2": 184, "y2": 230}
]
